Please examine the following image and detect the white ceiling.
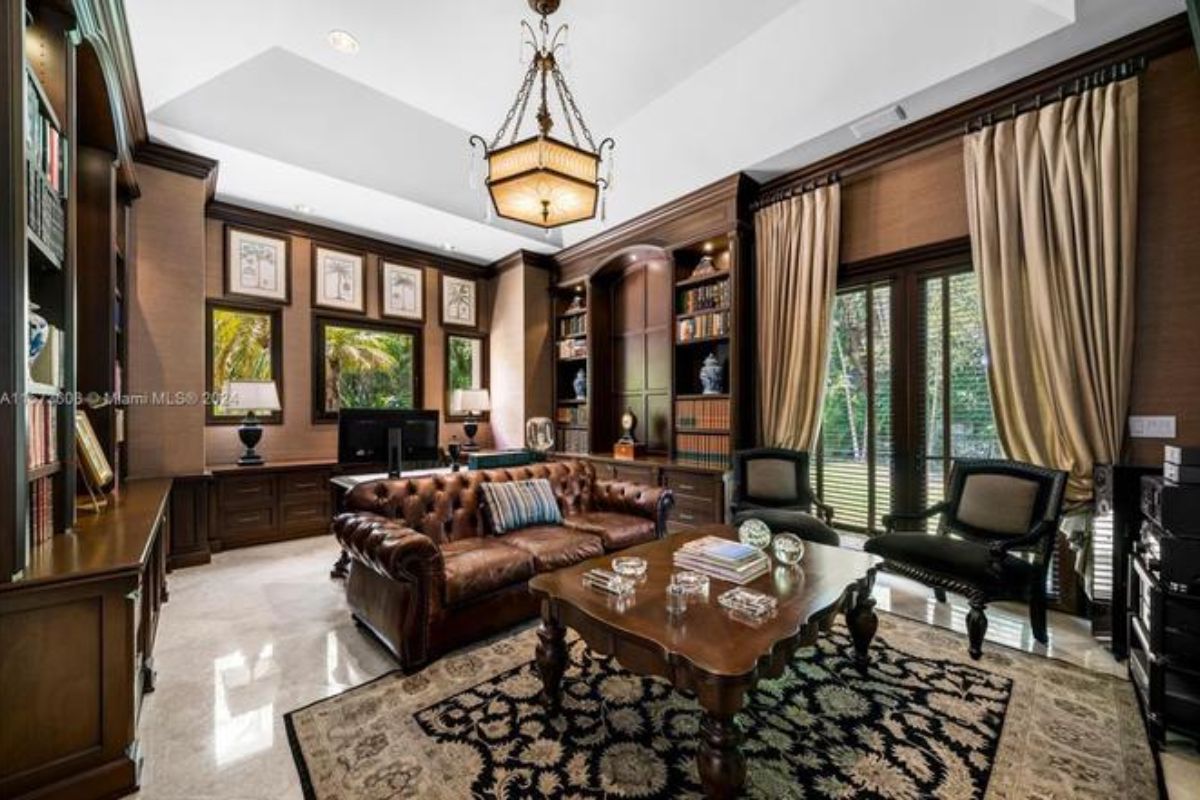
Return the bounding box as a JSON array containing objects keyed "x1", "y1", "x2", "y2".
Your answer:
[{"x1": 126, "y1": 0, "x2": 1186, "y2": 263}]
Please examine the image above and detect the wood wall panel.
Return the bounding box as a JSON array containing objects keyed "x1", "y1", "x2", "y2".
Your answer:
[
  {"x1": 608, "y1": 259, "x2": 672, "y2": 453},
  {"x1": 839, "y1": 137, "x2": 968, "y2": 265},
  {"x1": 1128, "y1": 49, "x2": 1200, "y2": 464}
]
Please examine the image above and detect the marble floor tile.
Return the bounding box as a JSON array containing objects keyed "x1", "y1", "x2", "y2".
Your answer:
[{"x1": 131, "y1": 535, "x2": 1199, "y2": 799}]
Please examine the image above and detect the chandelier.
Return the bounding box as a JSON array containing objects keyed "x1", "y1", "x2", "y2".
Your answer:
[{"x1": 470, "y1": 0, "x2": 614, "y2": 229}]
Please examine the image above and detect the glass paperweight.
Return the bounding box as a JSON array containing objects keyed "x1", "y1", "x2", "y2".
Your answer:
[
  {"x1": 771, "y1": 533, "x2": 805, "y2": 566},
  {"x1": 670, "y1": 570, "x2": 710, "y2": 598},
  {"x1": 582, "y1": 568, "x2": 634, "y2": 597},
  {"x1": 737, "y1": 518, "x2": 772, "y2": 550},
  {"x1": 612, "y1": 556, "x2": 648, "y2": 579}
]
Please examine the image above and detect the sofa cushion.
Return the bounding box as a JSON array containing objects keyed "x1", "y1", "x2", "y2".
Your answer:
[
  {"x1": 565, "y1": 512, "x2": 656, "y2": 551},
  {"x1": 863, "y1": 533, "x2": 1037, "y2": 595},
  {"x1": 481, "y1": 478, "x2": 564, "y2": 534},
  {"x1": 500, "y1": 526, "x2": 605, "y2": 571},
  {"x1": 441, "y1": 538, "x2": 535, "y2": 607}
]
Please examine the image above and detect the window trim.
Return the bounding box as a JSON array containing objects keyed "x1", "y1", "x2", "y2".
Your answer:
[
  {"x1": 205, "y1": 299, "x2": 285, "y2": 426},
  {"x1": 311, "y1": 312, "x2": 424, "y2": 424},
  {"x1": 443, "y1": 331, "x2": 489, "y2": 422}
]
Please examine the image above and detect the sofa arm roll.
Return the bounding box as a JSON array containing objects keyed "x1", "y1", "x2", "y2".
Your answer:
[
  {"x1": 332, "y1": 512, "x2": 444, "y2": 585},
  {"x1": 592, "y1": 481, "x2": 675, "y2": 538}
]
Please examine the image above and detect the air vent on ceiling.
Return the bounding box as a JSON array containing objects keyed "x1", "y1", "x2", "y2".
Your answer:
[{"x1": 850, "y1": 105, "x2": 907, "y2": 140}]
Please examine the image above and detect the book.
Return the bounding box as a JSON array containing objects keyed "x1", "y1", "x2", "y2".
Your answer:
[{"x1": 673, "y1": 536, "x2": 770, "y2": 584}]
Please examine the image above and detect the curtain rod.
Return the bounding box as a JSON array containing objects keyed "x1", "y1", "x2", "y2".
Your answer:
[
  {"x1": 751, "y1": 171, "x2": 840, "y2": 213},
  {"x1": 965, "y1": 56, "x2": 1146, "y2": 133}
]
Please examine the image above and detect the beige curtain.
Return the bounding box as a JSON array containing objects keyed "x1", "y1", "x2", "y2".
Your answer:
[
  {"x1": 964, "y1": 78, "x2": 1138, "y2": 502},
  {"x1": 754, "y1": 183, "x2": 841, "y2": 450}
]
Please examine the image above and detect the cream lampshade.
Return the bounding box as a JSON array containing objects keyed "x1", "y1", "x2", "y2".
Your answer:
[
  {"x1": 451, "y1": 388, "x2": 490, "y2": 451},
  {"x1": 226, "y1": 380, "x2": 280, "y2": 466}
]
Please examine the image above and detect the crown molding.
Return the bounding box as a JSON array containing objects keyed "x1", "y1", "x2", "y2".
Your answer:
[{"x1": 134, "y1": 140, "x2": 220, "y2": 200}]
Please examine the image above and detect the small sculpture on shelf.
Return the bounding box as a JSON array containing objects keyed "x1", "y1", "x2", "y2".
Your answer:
[
  {"x1": 699, "y1": 353, "x2": 724, "y2": 395},
  {"x1": 525, "y1": 417, "x2": 555, "y2": 454},
  {"x1": 573, "y1": 367, "x2": 587, "y2": 400},
  {"x1": 567, "y1": 293, "x2": 585, "y2": 313},
  {"x1": 691, "y1": 254, "x2": 717, "y2": 279}
]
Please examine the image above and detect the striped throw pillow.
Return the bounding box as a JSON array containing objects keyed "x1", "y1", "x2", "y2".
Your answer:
[{"x1": 481, "y1": 479, "x2": 563, "y2": 534}]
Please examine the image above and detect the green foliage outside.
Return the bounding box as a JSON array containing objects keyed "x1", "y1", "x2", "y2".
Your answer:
[
  {"x1": 211, "y1": 307, "x2": 272, "y2": 416},
  {"x1": 448, "y1": 336, "x2": 480, "y2": 392},
  {"x1": 323, "y1": 324, "x2": 414, "y2": 413}
]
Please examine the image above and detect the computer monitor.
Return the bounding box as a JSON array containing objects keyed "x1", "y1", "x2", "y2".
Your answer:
[{"x1": 336, "y1": 409, "x2": 440, "y2": 473}]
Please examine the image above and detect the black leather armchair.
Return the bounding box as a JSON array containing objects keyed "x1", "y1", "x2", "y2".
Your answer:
[
  {"x1": 864, "y1": 459, "x2": 1068, "y2": 659},
  {"x1": 730, "y1": 448, "x2": 839, "y2": 546}
]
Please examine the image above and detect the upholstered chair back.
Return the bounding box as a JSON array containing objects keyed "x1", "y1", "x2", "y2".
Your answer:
[
  {"x1": 942, "y1": 460, "x2": 1067, "y2": 552},
  {"x1": 733, "y1": 448, "x2": 815, "y2": 510}
]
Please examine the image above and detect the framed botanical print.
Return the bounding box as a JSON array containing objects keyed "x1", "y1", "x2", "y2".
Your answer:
[
  {"x1": 225, "y1": 226, "x2": 290, "y2": 304},
  {"x1": 380, "y1": 262, "x2": 424, "y2": 322},
  {"x1": 312, "y1": 245, "x2": 366, "y2": 313},
  {"x1": 440, "y1": 274, "x2": 478, "y2": 329}
]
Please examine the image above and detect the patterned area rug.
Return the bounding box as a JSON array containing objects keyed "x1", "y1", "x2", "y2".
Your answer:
[{"x1": 285, "y1": 613, "x2": 1156, "y2": 799}]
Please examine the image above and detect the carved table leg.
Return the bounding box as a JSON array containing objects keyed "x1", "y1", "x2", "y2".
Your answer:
[
  {"x1": 330, "y1": 548, "x2": 351, "y2": 579},
  {"x1": 846, "y1": 570, "x2": 878, "y2": 669},
  {"x1": 966, "y1": 600, "x2": 988, "y2": 660},
  {"x1": 697, "y1": 711, "x2": 745, "y2": 800},
  {"x1": 535, "y1": 616, "x2": 567, "y2": 715}
]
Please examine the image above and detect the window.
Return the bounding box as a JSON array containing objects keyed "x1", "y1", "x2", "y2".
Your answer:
[
  {"x1": 207, "y1": 302, "x2": 282, "y2": 424},
  {"x1": 445, "y1": 333, "x2": 487, "y2": 419},
  {"x1": 815, "y1": 250, "x2": 1002, "y2": 534},
  {"x1": 313, "y1": 316, "x2": 420, "y2": 421}
]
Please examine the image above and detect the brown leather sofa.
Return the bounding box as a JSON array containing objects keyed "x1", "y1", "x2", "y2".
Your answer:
[{"x1": 332, "y1": 459, "x2": 673, "y2": 672}]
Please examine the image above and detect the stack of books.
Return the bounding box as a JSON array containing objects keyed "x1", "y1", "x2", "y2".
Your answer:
[{"x1": 673, "y1": 536, "x2": 769, "y2": 584}]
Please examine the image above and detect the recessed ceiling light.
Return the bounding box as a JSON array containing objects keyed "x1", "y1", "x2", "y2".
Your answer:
[
  {"x1": 327, "y1": 29, "x2": 360, "y2": 55},
  {"x1": 294, "y1": 203, "x2": 313, "y2": 214},
  {"x1": 442, "y1": 243, "x2": 457, "y2": 252}
]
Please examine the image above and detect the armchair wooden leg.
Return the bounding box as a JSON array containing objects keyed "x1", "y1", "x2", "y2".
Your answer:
[
  {"x1": 934, "y1": 588, "x2": 947, "y2": 603},
  {"x1": 1030, "y1": 591, "x2": 1048, "y2": 645},
  {"x1": 966, "y1": 601, "x2": 988, "y2": 660}
]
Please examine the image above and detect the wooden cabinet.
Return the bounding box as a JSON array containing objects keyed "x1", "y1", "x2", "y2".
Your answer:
[
  {"x1": 0, "y1": 479, "x2": 171, "y2": 800},
  {"x1": 206, "y1": 461, "x2": 333, "y2": 552}
]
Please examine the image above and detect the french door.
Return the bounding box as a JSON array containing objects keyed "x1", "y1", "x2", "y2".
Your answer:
[{"x1": 815, "y1": 253, "x2": 1002, "y2": 535}]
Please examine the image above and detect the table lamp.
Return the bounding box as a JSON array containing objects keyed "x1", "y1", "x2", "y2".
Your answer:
[
  {"x1": 451, "y1": 388, "x2": 490, "y2": 452},
  {"x1": 226, "y1": 380, "x2": 281, "y2": 466}
]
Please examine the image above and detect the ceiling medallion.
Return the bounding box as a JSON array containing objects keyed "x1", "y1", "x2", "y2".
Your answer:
[{"x1": 469, "y1": 0, "x2": 614, "y2": 229}]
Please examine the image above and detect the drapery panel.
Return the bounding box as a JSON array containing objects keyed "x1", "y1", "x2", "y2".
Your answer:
[
  {"x1": 754, "y1": 183, "x2": 841, "y2": 451},
  {"x1": 964, "y1": 78, "x2": 1138, "y2": 502}
]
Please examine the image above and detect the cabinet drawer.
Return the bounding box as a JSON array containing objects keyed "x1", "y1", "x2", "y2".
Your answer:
[
  {"x1": 672, "y1": 495, "x2": 719, "y2": 527},
  {"x1": 222, "y1": 506, "x2": 275, "y2": 534},
  {"x1": 281, "y1": 470, "x2": 331, "y2": 500},
  {"x1": 590, "y1": 461, "x2": 618, "y2": 480},
  {"x1": 612, "y1": 464, "x2": 657, "y2": 485},
  {"x1": 219, "y1": 476, "x2": 275, "y2": 509},
  {"x1": 662, "y1": 469, "x2": 721, "y2": 502},
  {"x1": 281, "y1": 501, "x2": 331, "y2": 532}
]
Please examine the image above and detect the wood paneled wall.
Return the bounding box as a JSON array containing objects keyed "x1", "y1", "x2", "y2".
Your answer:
[
  {"x1": 609, "y1": 258, "x2": 673, "y2": 453},
  {"x1": 201, "y1": 217, "x2": 495, "y2": 465}
]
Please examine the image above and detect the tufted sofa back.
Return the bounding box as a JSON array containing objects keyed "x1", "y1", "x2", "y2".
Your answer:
[{"x1": 342, "y1": 459, "x2": 598, "y2": 545}]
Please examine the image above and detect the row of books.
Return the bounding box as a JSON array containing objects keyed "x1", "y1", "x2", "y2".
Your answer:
[
  {"x1": 673, "y1": 535, "x2": 768, "y2": 584},
  {"x1": 26, "y1": 74, "x2": 67, "y2": 195},
  {"x1": 557, "y1": 339, "x2": 588, "y2": 359},
  {"x1": 556, "y1": 405, "x2": 589, "y2": 425},
  {"x1": 556, "y1": 427, "x2": 589, "y2": 454},
  {"x1": 27, "y1": 397, "x2": 58, "y2": 469},
  {"x1": 27, "y1": 162, "x2": 65, "y2": 264},
  {"x1": 678, "y1": 279, "x2": 730, "y2": 314},
  {"x1": 29, "y1": 477, "x2": 54, "y2": 546},
  {"x1": 676, "y1": 433, "x2": 731, "y2": 470},
  {"x1": 676, "y1": 398, "x2": 730, "y2": 430},
  {"x1": 558, "y1": 314, "x2": 587, "y2": 339},
  {"x1": 678, "y1": 310, "x2": 729, "y2": 342}
]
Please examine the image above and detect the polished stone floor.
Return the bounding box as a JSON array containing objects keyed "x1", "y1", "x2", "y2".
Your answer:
[{"x1": 133, "y1": 535, "x2": 1199, "y2": 799}]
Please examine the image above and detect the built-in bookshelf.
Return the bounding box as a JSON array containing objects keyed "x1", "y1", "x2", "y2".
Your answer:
[{"x1": 553, "y1": 284, "x2": 592, "y2": 454}]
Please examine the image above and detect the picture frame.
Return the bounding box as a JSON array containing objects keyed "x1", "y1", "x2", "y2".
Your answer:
[
  {"x1": 312, "y1": 244, "x2": 367, "y2": 313},
  {"x1": 225, "y1": 225, "x2": 290, "y2": 304},
  {"x1": 380, "y1": 262, "x2": 424, "y2": 322},
  {"x1": 75, "y1": 409, "x2": 114, "y2": 490},
  {"x1": 440, "y1": 273, "x2": 478, "y2": 329}
]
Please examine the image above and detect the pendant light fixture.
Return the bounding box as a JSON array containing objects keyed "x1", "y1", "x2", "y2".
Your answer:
[{"x1": 470, "y1": 0, "x2": 614, "y2": 229}]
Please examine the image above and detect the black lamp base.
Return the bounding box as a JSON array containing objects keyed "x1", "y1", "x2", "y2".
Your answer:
[
  {"x1": 462, "y1": 417, "x2": 480, "y2": 452},
  {"x1": 237, "y1": 415, "x2": 265, "y2": 466}
]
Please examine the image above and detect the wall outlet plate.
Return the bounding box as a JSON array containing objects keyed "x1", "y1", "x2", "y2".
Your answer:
[{"x1": 1129, "y1": 415, "x2": 1177, "y2": 439}]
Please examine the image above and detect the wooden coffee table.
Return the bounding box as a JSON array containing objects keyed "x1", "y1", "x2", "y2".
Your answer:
[{"x1": 528, "y1": 525, "x2": 880, "y2": 800}]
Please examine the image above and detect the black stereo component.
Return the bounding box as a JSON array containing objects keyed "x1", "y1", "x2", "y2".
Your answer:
[
  {"x1": 1138, "y1": 520, "x2": 1200, "y2": 595},
  {"x1": 1141, "y1": 475, "x2": 1200, "y2": 536}
]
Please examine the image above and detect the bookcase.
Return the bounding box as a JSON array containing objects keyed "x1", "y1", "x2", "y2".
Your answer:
[{"x1": 552, "y1": 283, "x2": 594, "y2": 454}]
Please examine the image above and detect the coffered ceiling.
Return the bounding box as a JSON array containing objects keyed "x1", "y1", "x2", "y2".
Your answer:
[{"x1": 126, "y1": 0, "x2": 1185, "y2": 263}]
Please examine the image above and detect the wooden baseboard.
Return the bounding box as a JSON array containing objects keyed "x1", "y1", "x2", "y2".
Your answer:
[{"x1": 167, "y1": 549, "x2": 211, "y2": 570}]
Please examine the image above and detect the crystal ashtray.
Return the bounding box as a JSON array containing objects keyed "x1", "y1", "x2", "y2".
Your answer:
[
  {"x1": 670, "y1": 570, "x2": 710, "y2": 597},
  {"x1": 717, "y1": 587, "x2": 778, "y2": 619},
  {"x1": 611, "y1": 556, "x2": 648, "y2": 579},
  {"x1": 582, "y1": 568, "x2": 635, "y2": 597}
]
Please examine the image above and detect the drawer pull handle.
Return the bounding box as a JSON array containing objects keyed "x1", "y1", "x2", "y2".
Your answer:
[
  {"x1": 291, "y1": 508, "x2": 319, "y2": 517},
  {"x1": 235, "y1": 487, "x2": 262, "y2": 494},
  {"x1": 678, "y1": 513, "x2": 695, "y2": 521},
  {"x1": 678, "y1": 483, "x2": 696, "y2": 492},
  {"x1": 236, "y1": 514, "x2": 261, "y2": 523},
  {"x1": 292, "y1": 482, "x2": 317, "y2": 490}
]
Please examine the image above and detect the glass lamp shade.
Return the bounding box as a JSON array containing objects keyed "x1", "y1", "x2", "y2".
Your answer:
[
  {"x1": 486, "y1": 135, "x2": 600, "y2": 227},
  {"x1": 225, "y1": 380, "x2": 281, "y2": 414},
  {"x1": 451, "y1": 388, "x2": 491, "y2": 415}
]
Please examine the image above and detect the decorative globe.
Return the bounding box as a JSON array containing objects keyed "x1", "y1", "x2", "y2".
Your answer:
[
  {"x1": 772, "y1": 533, "x2": 805, "y2": 566},
  {"x1": 737, "y1": 518, "x2": 772, "y2": 550}
]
